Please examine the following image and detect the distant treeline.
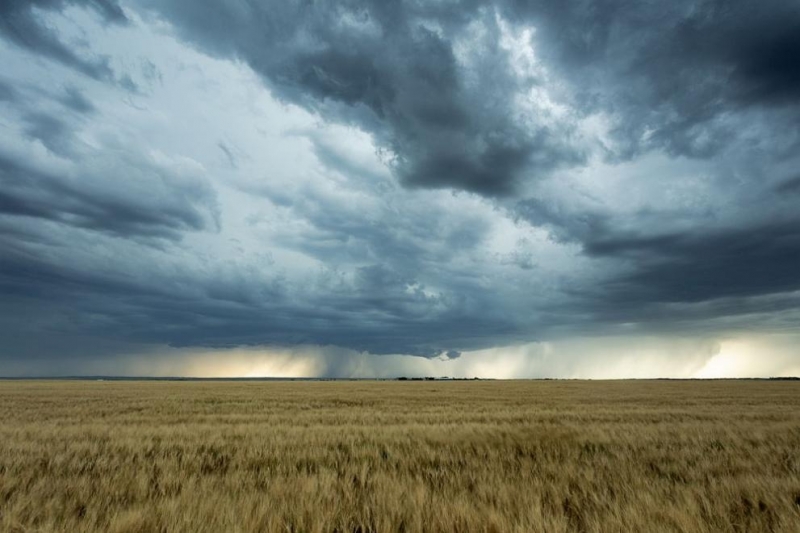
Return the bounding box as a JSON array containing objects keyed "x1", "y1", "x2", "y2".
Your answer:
[{"x1": 395, "y1": 377, "x2": 486, "y2": 381}]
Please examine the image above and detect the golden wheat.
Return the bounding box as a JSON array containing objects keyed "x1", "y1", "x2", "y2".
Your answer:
[{"x1": 0, "y1": 380, "x2": 798, "y2": 532}]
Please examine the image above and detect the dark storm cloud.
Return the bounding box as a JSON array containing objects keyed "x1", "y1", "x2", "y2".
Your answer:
[
  {"x1": 587, "y1": 221, "x2": 800, "y2": 304},
  {"x1": 1, "y1": 62, "x2": 224, "y2": 253},
  {"x1": 58, "y1": 86, "x2": 95, "y2": 114},
  {"x1": 2, "y1": 0, "x2": 800, "y2": 372},
  {"x1": 0, "y1": 48, "x2": 220, "y2": 242},
  {"x1": 0, "y1": 148, "x2": 219, "y2": 241},
  {"x1": 0, "y1": 0, "x2": 127, "y2": 82},
  {"x1": 443, "y1": 350, "x2": 462, "y2": 360},
  {"x1": 138, "y1": 0, "x2": 800, "y2": 328},
  {"x1": 776, "y1": 175, "x2": 800, "y2": 193},
  {"x1": 515, "y1": 192, "x2": 800, "y2": 314},
  {"x1": 0, "y1": 148, "x2": 523, "y2": 359},
  {"x1": 21, "y1": 112, "x2": 72, "y2": 155},
  {"x1": 0, "y1": 79, "x2": 17, "y2": 102},
  {"x1": 506, "y1": 0, "x2": 800, "y2": 158},
  {"x1": 514, "y1": 196, "x2": 609, "y2": 247},
  {"x1": 0, "y1": 110, "x2": 514, "y2": 359},
  {"x1": 0, "y1": 235, "x2": 515, "y2": 360},
  {"x1": 134, "y1": 0, "x2": 585, "y2": 196},
  {"x1": 135, "y1": 0, "x2": 800, "y2": 183}
]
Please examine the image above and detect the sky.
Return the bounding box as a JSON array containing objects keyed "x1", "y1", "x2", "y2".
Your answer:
[{"x1": 1, "y1": 0, "x2": 799, "y2": 378}]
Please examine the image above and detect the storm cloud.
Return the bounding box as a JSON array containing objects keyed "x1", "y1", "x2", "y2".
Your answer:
[
  {"x1": 1, "y1": 0, "x2": 798, "y2": 376},
  {"x1": 0, "y1": 0, "x2": 127, "y2": 81}
]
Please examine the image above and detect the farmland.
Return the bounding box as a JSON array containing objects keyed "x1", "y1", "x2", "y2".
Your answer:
[{"x1": 1, "y1": 380, "x2": 799, "y2": 532}]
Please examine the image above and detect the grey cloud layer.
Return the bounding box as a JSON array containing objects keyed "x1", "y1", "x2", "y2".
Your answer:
[
  {"x1": 139, "y1": 0, "x2": 800, "y2": 305},
  {"x1": 137, "y1": 0, "x2": 588, "y2": 196},
  {"x1": 1, "y1": 0, "x2": 799, "y2": 370},
  {"x1": 0, "y1": 0, "x2": 127, "y2": 81},
  {"x1": 507, "y1": 1, "x2": 800, "y2": 156},
  {"x1": 139, "y1": 0, "x2": 800, "y2": 177}
]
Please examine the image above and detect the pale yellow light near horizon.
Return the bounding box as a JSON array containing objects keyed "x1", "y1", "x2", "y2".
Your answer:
[
  {"x1": 105, "y1": 334, "x2": 800, "y2": 380},
  {"x1": 692, "y1": 340, "x2": 748, "y2": 379},
  {"x1": 692, "y1": 336, "x2": 800, "y2": 379}
]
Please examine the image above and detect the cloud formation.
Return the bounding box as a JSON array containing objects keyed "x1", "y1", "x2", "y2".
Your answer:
[
  {"x1": 0, "y1": 0, "x2": 798, "y2": 375},
  {"x1": 137, "y1": 0, "x2": 594, "y2": 196},
  {"x1": 0, "y1": 0, "x2": 127, "y2": 81}
]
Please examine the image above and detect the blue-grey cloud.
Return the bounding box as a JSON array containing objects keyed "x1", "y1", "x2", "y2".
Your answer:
[
  {"x1": 134, "y1": 0, "x2": 588, "y2": 196},
  {"x1": 0, "y1": 0, "x2": 799, "y2": 374},
  {"x1": 507, "y1": 0, "x2": 800, "y2": 158},
  {"x1": 0, "y1": 149, "x2": 219, "y2": 240},
  {"x1": 0, "y1": 0, "x2": 126, "y2": 81},
  {"x1": 59, "y1": 86, "x2": 96, "y2": 114}
]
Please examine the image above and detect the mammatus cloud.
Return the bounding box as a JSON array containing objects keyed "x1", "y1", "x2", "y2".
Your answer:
[{"x1": 0, "y1": 0, "x2": 799, "y2": 375}]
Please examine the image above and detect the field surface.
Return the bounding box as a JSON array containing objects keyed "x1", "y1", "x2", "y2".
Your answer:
[{"x1": 1, "y1": 380, "x2": 799, "y2": 532}]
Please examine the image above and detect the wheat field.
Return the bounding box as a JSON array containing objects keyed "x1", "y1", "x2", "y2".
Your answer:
[{"x1": 0, "y1": 380, "x2": 798, "y2": 532}]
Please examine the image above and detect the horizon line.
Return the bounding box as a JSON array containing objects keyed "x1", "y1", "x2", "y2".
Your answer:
[{"x1": 1, "y1": 376, "x2": 798, "y2": 382}]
